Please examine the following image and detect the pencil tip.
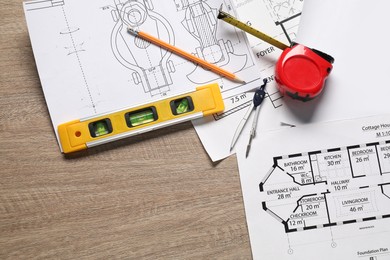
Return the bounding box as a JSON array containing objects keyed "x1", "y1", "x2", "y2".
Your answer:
[
  {"x1": 127, "y1": 26, "x2": 138, "y2": 35},
  {"x1": 235, "y1": 77, "x2": 246, "y2": 84},
  {"x1": 245, "y1": 145, "x2": 250, "y2": 158}
]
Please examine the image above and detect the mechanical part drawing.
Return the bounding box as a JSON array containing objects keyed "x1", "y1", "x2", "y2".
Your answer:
[
  {"x1": 24, "y1": 0, "x2": 262, "y2": 148},
  {"x1": 179, "y1": 0, "x2": 248, "y2": 84},
  {"x1": 110, "y1": 0, "x2": 175, "y2": 96}
]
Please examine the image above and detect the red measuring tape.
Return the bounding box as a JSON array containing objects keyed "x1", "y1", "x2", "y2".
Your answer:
[
  {"x1": 217, "y1": 8, "x2": 334, "y2": 102},
  {"x1": 275, "y1": 43, "x2": 334, "y2": 102}
]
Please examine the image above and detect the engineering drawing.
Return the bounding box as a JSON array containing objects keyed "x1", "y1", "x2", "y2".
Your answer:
[
  {"x1": 179, "y1": 0, "x2": 248, "y2": 84},
  {"x1": 262, "y1": 0, "x2": 303, "y2": 44},
  {"x1": 60, "y1": 27, "x2": 86, "y2": 56},
  {"x1": 25, "y1": 0, "x2": 65, "y2": 11},
  {"x1": 260, "y1": 141, "x2": 390, "y2": 233},
  {"x1": 110, "y1": 0, "x2": 175, "y2": 96}
]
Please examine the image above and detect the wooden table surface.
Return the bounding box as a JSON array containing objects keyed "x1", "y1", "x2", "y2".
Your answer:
[{"x1": 0, "y1": 1, "x2": 251, "y2": 259}]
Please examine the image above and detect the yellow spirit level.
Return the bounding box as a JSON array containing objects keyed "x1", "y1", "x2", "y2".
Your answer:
[{"x1": 58, "y1": 83, "x2": 224, "y2": 153}]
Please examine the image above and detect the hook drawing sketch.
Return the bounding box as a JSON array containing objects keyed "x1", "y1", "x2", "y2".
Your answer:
[
  {"x1": 109, "y1": 0, "x2": 175, "y2": 96},
  {"x1": 178, "y1": 0, "x2": 248, "y2": 84}
]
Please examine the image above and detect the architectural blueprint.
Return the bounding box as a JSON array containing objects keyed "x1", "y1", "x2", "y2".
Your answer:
[
  {"x1": 193, "y1": 0, "x2": 304, "y2": 161},
  {"x1": 194, "y1": 0, "x2": 390, "y2": 162},
  {"x1": 24, "y1": 0, "x2": 263, "y2": 147},
  {"x1": 237, "y1": 114, "x2": 390, "y2": 259}
]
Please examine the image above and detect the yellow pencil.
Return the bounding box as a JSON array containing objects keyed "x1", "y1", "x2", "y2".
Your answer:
[{"x1": 127, "y1": 27, "x2": 245, "y2": 84}]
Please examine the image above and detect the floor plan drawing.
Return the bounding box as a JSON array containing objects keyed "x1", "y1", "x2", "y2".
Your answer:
[
  {"x1": 213, "y1": 88, "x2": 282, "y2": 121},
  {"x1": 237, "y1": 115, "x2": 390, "y2": 259},
  {"x1": 261, "y1": 141, "x2": 390, "y2": 233},
  {"x1": 191, "y1": 0, "x2": 304, "y2": 162},
  {"x1": 210, "y1": 0, "x2": 297, "y2": 120},
  {"x1": 262, "y1": 0, "x2": 303, "y2": 44}
]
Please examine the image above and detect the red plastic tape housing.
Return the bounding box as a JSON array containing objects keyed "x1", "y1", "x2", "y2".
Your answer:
[{"x1": 275, "y1": 43, "x2": 334, "y2": 102}]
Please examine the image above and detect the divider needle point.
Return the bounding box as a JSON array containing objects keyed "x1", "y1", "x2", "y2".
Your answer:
[
  {"x1": 245, "y1": 79, "x2": 267, "y2": 157},
  {"x1": 229, "y1": 79, "x2": 267, "y2": 154}
]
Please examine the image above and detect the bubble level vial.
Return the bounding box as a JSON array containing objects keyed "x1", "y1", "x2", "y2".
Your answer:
[{"x1": 58, "y1": 83, "x2": 224, "y2": 153}]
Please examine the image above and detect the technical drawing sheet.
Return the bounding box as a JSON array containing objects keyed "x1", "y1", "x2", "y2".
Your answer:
[
  {"x1": 23, "y1": 0, "x2": 263, "y2": 148},
  {"x1": 237, "y1": 114, "x2": 390, "y2": 259},
  {"x1": 193, "y1": 0, "x2": 304, "y2": 161},
  {"x1": 194, "y1": 0, "x2": 390, "y2": 162}
]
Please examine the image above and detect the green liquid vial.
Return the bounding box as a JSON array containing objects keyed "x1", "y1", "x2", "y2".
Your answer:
[
  {"x1": 170, "y1": 97, "x2": 194, "y2": 115},
  {"x1": 175, "y1": 98, "x2": 189, "y2": 114},
  {"x1": 89, "y1": 119, "x2": 112, "y2": 138},
  {"x1": 126, "y1": 107, "x2": 157, "y2": 127}
]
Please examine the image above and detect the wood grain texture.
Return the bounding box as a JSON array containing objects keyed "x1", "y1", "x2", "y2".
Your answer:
[{"x1": 0, "y1": 1, "x2": 251, "y2": 259}]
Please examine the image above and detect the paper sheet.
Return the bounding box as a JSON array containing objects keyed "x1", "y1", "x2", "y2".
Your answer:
[
  {"x1": 237, "y1": 114, "x2": 390, "y2": 259},
  {"x1": 194, "y1": 0, "x2": 390, "y2": 162},
  {"x1": 193, "y1": 0, "x2": 304, "y2": 161},
  {"x1": 24, "y1": 0, "x2": 263, "y2": 149},
  {"x1": 291, "y1": 0, "x2": 390, "y2": 125}
]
